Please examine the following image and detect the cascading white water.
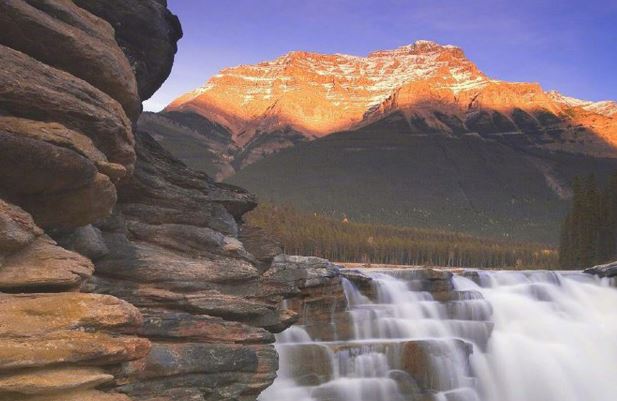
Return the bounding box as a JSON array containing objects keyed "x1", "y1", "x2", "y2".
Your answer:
[
  {"x1": 259, "y1": 269, "x2": 617, "y2": 401},
  {"x1": 459, "y1": 271, "x2": 617, "y2": 401}
]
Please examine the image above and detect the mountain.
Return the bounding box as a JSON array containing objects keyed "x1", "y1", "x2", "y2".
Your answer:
[
  {"x1": 548, "y1": 91, "x2": 617, "y2": 117},
  {"x1": 228, "y1": 113, "x2": 617, "y2": 244},
  {"x1": 143, "y1": 40, "x2": 617, "y2": 243},
  {"x1": 161, "y1": 40, "x2": 617, "y2": 174}
]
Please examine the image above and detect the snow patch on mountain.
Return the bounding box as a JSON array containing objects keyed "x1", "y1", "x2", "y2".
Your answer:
[
  {"x1": 166, "y1": 40, "x2": 616, "y2": 142},
  {"x1": 548, "y1": 91, "x2": 617, "y2": 117}
]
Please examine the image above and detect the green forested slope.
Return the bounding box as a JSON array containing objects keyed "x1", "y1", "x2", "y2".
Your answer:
[
  {"x1": 248, "y1": 204, "x2": 558, "y2": 268},
  {"x1": 230, "y1": 115, "x2": 617, "y2": 244}
]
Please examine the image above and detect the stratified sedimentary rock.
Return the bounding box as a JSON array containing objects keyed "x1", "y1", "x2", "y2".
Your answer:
[
  {"x1": 0, "y1": 2, "x2": 345, "y2": 401},
  {"x1": 0, "y1": 1, "x2": 180, "y2": 400},
  {"x1": 73, "y1": 0, "x2": 183, "y2": 100},
  {"x1": 0, "y1": 0, "x2": 141, "y2": 120},
  {"x1": 84, "y1": 131, "x2": 342, "y2": 400}
]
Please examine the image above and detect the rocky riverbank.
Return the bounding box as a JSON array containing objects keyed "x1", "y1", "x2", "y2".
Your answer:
[
  {"x1": 0, "y1": 2, "x2": 342, "y2": 400},
  {"x1": 263, "y1": 267, "x2": 617, "y2": 401},
  {"x1": 585, "y1": 261, "x2": 617, "y2": 278}
]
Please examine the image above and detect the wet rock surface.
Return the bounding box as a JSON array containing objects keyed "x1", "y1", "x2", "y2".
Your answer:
[
  {"x1": 585, "y1": 261, "x2": 617, "y2": 278},
  {"x1": 265, "y1": 268, "x2": 493, "y2": 401}
]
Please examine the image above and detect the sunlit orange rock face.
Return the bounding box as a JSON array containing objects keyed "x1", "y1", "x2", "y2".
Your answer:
[{"x1": 167, "y1": 40, "x2": 617, "y2": 154}]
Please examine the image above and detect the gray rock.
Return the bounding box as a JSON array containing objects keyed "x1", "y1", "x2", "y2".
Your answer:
[
  {"x1": 73, "y1": 0, "x2": 182, "y2": 101},
  {"x1": 56, "y1": 225, "x2": 109, "y2": 261},
  {"x1": 265, "y1": 255, "x2": 341, "y2": 290},
  {"x1": 95, "y1": 241, "x2": 259, "y2": 289},
  {"x1": 138, "y1": 310, "x2": 274, "y2": 344},
  {"x1": 584, "y1": 261, "x2": 617, "y2": 278},
  {"x1": 0, "y1": 0, "x2": 140, "y2": 119},
  {"x1": 0, "y1": 44, "x2": 135, "y2": 169},
  {"x1": 0, "y1": 199, "x2": 42, "y2": 255}
]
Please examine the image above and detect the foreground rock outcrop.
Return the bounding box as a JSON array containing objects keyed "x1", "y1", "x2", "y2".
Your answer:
[
  {"x1": 0, "y1": 2, "x2": 345, "y2": 400},
  {"x1": 0, "y1": 1, "x2": 177, "y2": 399},
  {"x1": 0, "y1": 0, "x2": 161, "y2": 401},
  {"x1": 84, "y1": 132, "x2": 342, "y2": 400}
]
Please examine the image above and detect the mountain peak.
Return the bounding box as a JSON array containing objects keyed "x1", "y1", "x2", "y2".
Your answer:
[
  {"x1": 368, "y1": 40, "x2": 460, "y2": 57},
  {"x1": 166, "y1": 41, "x2": 615, "y2": 147},
  {"x1": 166, "y1": 40, "x2": 491, "y2": 137}
]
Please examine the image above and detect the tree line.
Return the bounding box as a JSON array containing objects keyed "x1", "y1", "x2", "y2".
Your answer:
[
  {"x1": 247, "y1": 203, "x2": 558, "y2": 269},
  {"x1": 559, "y1": 173, "x2": 617, "y2": 269}
]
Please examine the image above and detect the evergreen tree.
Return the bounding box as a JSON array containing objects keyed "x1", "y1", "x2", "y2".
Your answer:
[
  {"x1": 558, "y1": 213, "x2": 573, "y2": 268},
  {"x1": 580, "y1": 174, "x2": 598, "y2": 266},
  {"x1": 559, "y1": 172, "x2": 617, "y2": 269},
  {"x1": 248, "y1": 203, "x2": 558, "y2": 269}
]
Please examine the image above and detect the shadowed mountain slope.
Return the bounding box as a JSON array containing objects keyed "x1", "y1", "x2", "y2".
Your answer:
[{"x1": 228, "y1": 112, "x2": 617, "y2": 244}]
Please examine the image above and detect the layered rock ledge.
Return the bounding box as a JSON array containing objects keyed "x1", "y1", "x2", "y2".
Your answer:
[
  {"x1": 0, "y1": 1, "x2": 172, "y2": 399},
  {"x1": 0, "y1": 2, "x2": 344, "y2": 400},
  {"x1": 83, "y1": 131, "x2": 344, "y2": 400}
]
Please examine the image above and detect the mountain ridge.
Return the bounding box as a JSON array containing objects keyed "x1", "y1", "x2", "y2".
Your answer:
[
  {"x1": 166, "y1": 40, "x2": 616, "y2": 128},
  {"x1": 161, "y1": 40, "x2": 617, "y2": 177},
  {"x1": 140, "y1": 40, "x2": 617, "y2": 242}
]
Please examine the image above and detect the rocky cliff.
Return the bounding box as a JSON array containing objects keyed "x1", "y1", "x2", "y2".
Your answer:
[{"x1": 0, "y1": 2, "x2": 333, "y2": 401}]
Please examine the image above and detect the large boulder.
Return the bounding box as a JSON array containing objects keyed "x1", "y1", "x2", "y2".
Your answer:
[
  {"x1": 261, "y1": 255, "x2": 341, "y2": 295},
  {"x1": 0, "y1": 199, "x2": 41, "y2": 255},
  {"x1": 73, "y1": 0, "x2": 182, "y2": 101},
  {"x1": 0, "y1": 45, "x2": 135, "y2": 170},
  {"x1": 0, "y1": 0, "x2": 140, "y2": 120}
]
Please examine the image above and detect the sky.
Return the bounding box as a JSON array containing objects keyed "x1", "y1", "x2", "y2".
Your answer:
[{"x1": 143, "y1": 0, "x2": 617, "y2": 111}]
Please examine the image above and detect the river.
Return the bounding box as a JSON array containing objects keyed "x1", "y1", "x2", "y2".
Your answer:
[{"x1": 259, "y1": 269, "x2": 617, "y2": 401}]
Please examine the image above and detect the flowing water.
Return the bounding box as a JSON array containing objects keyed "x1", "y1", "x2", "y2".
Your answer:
[{"x1": 258, "y1": 269, "x2": 617, "y2": 401}]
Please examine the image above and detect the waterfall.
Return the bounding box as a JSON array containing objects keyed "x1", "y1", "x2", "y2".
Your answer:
[{"x1": 259, "y1": 269, "x2": 617, "y2": 401}]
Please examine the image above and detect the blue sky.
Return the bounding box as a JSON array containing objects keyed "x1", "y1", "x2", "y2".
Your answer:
[{"x1": 144, "y1": 0, "x2": 617, "y2": 111}]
